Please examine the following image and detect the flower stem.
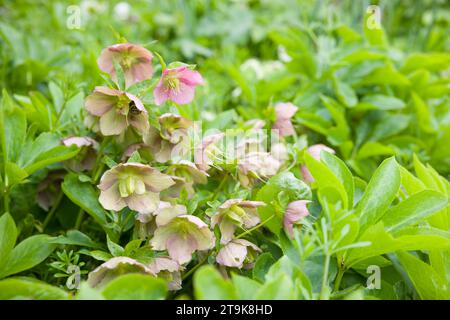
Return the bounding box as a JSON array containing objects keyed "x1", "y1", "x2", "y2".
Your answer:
[
  {"x1": 182, "y1": 254, "x2": 209, "y2": 280},
  {"x1": 235, "y1": 214, "x2": 275, "y2": 239},
  {"x1": 74, "y1": 208, "x2": 85, "y2": 230},
  {"x1": 42, "y1": 190, "x2": 64, "y2": 231},
  {"x1": 211, "y1": 173, "x2": 229, "y2": 201},
  {"x1": 334, "y1": 267, "x2": 345, "y2": 292},
  {"x1": 320, "y1": 253, "x2": 331, "y2": 300}
]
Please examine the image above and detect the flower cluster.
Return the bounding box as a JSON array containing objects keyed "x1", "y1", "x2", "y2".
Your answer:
[{"x1": 79, "y1": 42, "x2": 321, "y2": 290}]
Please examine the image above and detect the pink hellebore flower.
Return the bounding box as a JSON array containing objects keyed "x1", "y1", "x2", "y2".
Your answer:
[
  {"x1": 62, "y1": 136, "x2": 99, "y2": 171},
  {"x1": 211, "y1": 199, "x2": 265, "y2": 244},
  {"x1": 148, "y1": 257, "x2": 182, "y2": 290},
  {"x1": 272, "y1": 102, "x2": 298, "y2": 137},
  {"x1": 216, "y1": 239, "x2": 261, "y2": 269},
  {"x1": 194, "y1": 133, "x2": 224, "y2": 172},
  {"x1": 283, "y1": 200, "x2": 311, "y2": 237},
  {"x1": 85, "y1": 86, "x2": 149, "y2": 136},
  {"x1": 97, "y1": 43, "x2": 153, "y2": 88},
  {"x1": 150, "y1": 209, "x2": 215, "y2": 265},
  {"x1": 97, "y1": 163, "x2": 175, "y2": 214},
  {"x1": 301, "y1": 144, "x2": 335, "y2": 183},
  {"x1": 87, "y1": 256, "x2": 156, "y2": 288},
  {"x1": 154, "y1": 66, "x2": 204, "y2": 105}
]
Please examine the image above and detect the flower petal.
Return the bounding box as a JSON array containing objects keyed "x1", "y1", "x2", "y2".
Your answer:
[
  {"x1": 98, "y1": 182, "x2": 127, "y2": 211},
  {"x1": 99, "y1": 108, "x2": 127, "y2": 136},
  {"x1": 125, "y1": 191, "x2": 160, "y2": 214}
]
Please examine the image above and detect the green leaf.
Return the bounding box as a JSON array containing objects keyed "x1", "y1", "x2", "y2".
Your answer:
[
  {"x1": 0, "y1": 235, "x2": 56, "y2": 278},
  {"x1": 356, "y1": 142, "x2": 395, "y2": 160},
  {"x1": 231, "y1": 273, "x2": 262, "y2": 300},
  {"x1": 304, "y1": 152, "x2": 348, "y2": 208},
  {"x1": 397, "y1": 251, "x2": 449, "y2": 300},
  {"x1": 255, "y1": 273, "x2": 296, "y2": 300},
  {"x1": 0, "y1": 90, "x2": 27, "y2": 164},
  {"x1": 358, "y1": 94, "x2": 405, "y2": 111},
  {"x1": 24, "y1": 145, "x2": 80, "y2": 175},
  {"x1": 356, "y1": 157, "x2": 400, "y2": 231},
  {"x1": 0, "y1": 277, "x2": 69, "y2": 300},
  {"x1": 48, "y1": 82, "x2": 64, "y2": 113},
  {"x1": 321, "y1": 151, "x2": 354, "y2": 208},
  {"x1": 194, "y1": 265, "x2": 237, "y2": 300},
  {"x1": 61, "y1": 173, "x2": 111, "y2": 234},
  {"x1": 0, "y1": 213, "x2": 17, "y2": 270},
  {"x1": 333, "y1": 78, "x2": 357, "y2": 107},
  {"x1": 382, "y1": 190, "x2": 448, "y2": 232},
  {"x1": 253, "y1": 252, "x2": 276, "y2": 283},
  {"x1": 102, "y1": 274, "x2": 167, "y2": 300},
  {"x1": 4, "y1": 162, "x2": 28, "y2": 185},
  {"x1": 50, "y1": 230, "x2": 104, "y2": 249},
  {"x1": 256, "y1": 172, "x2": 311, "y2": 234},
  {"x1": 107, "y1": 235, "x2": 125, "y2": 257},
  {"x1": 411, "y1": 92, "x2": 436, "y2": 133}
]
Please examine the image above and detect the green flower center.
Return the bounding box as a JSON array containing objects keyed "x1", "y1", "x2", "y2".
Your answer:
[
  {"x1": 164, "y1": 73, "x2": 180, "y2": 91},
  {"x1": 118, "y1": 175, "x2": 146, "y2": 198}
]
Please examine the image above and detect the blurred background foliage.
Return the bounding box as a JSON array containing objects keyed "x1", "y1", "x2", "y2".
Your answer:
[{"x1": 0, "y1": 0, "x2": 449, "y2": 178}]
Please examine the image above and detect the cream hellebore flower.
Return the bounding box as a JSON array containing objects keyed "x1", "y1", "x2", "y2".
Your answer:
[
  {"x1": 272, "y1": 102, "x2": 298, "y2": 137},
  {"x1": 283, "y1": 200, "x2": 311, "y2": 237},
  {"x1": 98, "y1": 163, "x2": 175, "y2": 214},
  {"x1": 194, "y1": 133, "x2": 224, "y2": 171},
  {"x1": 148, "y1": 257, "x2": 182, "y2": 290},
  {"x1": 85, "y1": 86, "x2": 149, "y2": 136},
  {"x1": 97, "y1": 43, "x2": 153, "y2": 88},
  {"x1": 62, "y1": 136, "x2": 99, "y2": 172},
  {"x1": 154, "y1": 66, "x2": 204, "y2": 105},
  {"x1": 211, "y1": 199, "x2": 265, "y2": 244},
  {"x1": 301, "y1": 144, "x2": 335, "y2": 183},
  {"x1": 216, "y1": 239, "x2": 261, "y2": 269},
  {"x1": 87, "y1": 256, "x2": 156, "y2": 288},
  {"x1": 142, "y1": 113, "x2": 192, "y2": 163},
  {"x1": 150, "y1": 212, "x2": 215, "y2": 265},
  {"x1": 238, "y1": 151, "x2": 282, "y2": 188}
]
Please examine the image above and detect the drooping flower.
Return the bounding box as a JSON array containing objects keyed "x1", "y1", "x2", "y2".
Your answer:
[
  {"x1": 194, "y1": 133, "x2": 224, "y2": 171},
  {"x1": 301, "y1": 144, "x2": 335, "y2": 183},
  {"x1": 283, "y1": 200, "x2": 311, "y2": 237},
  {"x1": 150, "y1": 213, "x2": 214, "y2": 265},
  {"x1": 158, "y1": 113, "x2": 192, "y2": 144},
  {"x1": 140, "y1": 114, "x2": 192, "y2": 163},
  {"x1": 148, "y1": 257, "x2": 182, "y2": 290},
  {"x1": 98, "y1": 163, "x2": 174, "y2": 214},
  {"x1": 37, "y1": 171, "x2": 65, "y2": 211},
  {"x1": 216, "y1": 239, "x2": 261, "y2": 269},
  {"x1": 97, "y1": 43, "x2": 153, "y2": 88},
  {"x1": 272, "y1": 102, "x2": 298, "y2": 137},
  {"x1": 211, "y1": 199, "x2": 265, "y2": 244},
  {"x1": 62, "y1": 136, "x2": 98, "y2": 171},
  {"x1": 87, "y1": 257, "x2": 156, "y2": 288},
  {"x1": 85, "y1": 86, "x2": 149, "y2": 136},
  {"x1": 153, "y1": 66, "x2": 204, "y2": 105},
  {"x1": 238, "y1": 152, "x2": 282, "y2": 188}
]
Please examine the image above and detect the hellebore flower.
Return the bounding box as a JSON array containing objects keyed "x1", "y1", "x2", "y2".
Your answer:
[
  {"x1": 272, "y1": 102, "x2": 298, "y2": 137},
  {"x1": 148, "y1": 257, "x2": 182, "y2": 290},
  {"x1": 158, "y1": 113, "x2": 192, "y2": 144},
  {"x1": 150, "y1": 214, "x2": 214, "y2": 264},
  {"x1": 238, "y1": 152, "x2": 282, "y2": 188},
  {"x1": 216, "y1": 239, "x2": 261, "y2": 269},
  {"x1": 85, "y1": 86, "x2": 149, "y2": 136},
  {"x1": 153, "y1": 66, "x2": 204, "y2": 105},
  {"x1": 37, "y1": 171, "x2": 65, "y2": 211},
  {"x1": 87, "y1": 257, "x2": 156, "y2": 288},
  {"x1": 194, "y1": 133, "x2": 224, "y2": 171},
  {"x1": 97, "y1": 43, "x2": 153, "y2": 88},
  {"x1": 62, "y1": 136, "x2": 98, "y2": 171},
  {"x1": 283, "y1": 200, "x2": 311, "y2": 237},
  {"x1": 163, "y1": 161, "x2": 209, "y2": 197},
  {"x1": 98, "y1": 163, "x2": 174, "y2": 214},
  {"x1": 301, "y1": 144, "x2": 335, "y2": 183},
  {"x1": 211, "y1": 199, "x2": 265, "y2": 244}
]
